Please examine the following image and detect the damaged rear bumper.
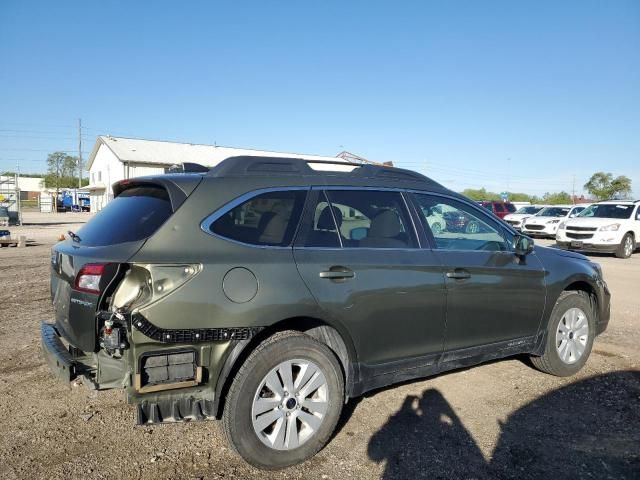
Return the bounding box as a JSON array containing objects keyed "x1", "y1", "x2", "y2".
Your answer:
[{"x1": 41, "y1": 321, "x2": 77, "y2": 382}]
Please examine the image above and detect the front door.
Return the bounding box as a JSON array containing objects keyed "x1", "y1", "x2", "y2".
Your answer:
[
  {"x1": 411, "y1": 193, "x2": 546, "y2": 353},
  {"x1": 293, "y1": 189, "x2": 447, "y2": 371}
]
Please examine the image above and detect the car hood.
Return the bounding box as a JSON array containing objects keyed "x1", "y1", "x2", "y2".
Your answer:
[
  {"x1": 565, "y1": 217, "x2": 627, "y2": 228},
  {"x1": 504, "y1": 213, "x2": 530, "y2": 221},
  {"x1": 536, "y1": 244, "x2": 589, "y2": 261},
  {"x1": 525, "y1": 216, "x2": 564, "y2": 224}
]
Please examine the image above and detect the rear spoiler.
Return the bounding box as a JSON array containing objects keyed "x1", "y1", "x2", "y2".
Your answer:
[{"x1": 112, "y1": 175, "x2": 204, "y2": 211}]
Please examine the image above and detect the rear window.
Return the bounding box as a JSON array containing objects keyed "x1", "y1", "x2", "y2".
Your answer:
[
  {"x1": 75, "y1": 185, "x2": 172, "y2": 246},
  {"x1": 210, "y1": 190, "x2": 307, "y2": 246}
]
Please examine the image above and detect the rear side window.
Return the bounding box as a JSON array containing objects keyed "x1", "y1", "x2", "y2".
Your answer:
[
  {"x1": 506, "y1": 203, "x2": 517, "y2": 213},
  {"x1": 210, "y1": 190, "x2": 306, "y2": 246},
  {"x1": 76, "y1": 185, "x2": 172, "y2": 246},
  {"x1": 494, "y1": 203, "x2": 504, "y2": 212}
]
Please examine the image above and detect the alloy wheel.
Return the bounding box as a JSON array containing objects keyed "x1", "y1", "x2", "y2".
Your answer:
[
  {"x1": 251, "y1": 359, "x2": 328, "y2": 451},
  {"x1": 624, "y1": 236, "x2": 633, "y2": 257},
  {"x1": 555, "y1": 307, "x2": 589, "y2": 364}
]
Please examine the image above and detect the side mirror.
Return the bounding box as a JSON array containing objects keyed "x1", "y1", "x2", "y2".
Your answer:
[{"x1": 514, "y1": 234, "x2": 534, "y2": 256}]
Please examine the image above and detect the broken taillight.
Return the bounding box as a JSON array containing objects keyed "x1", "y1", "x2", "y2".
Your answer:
[{"x1": 74, "y1": 263, "x2": 107, "y2": 294}]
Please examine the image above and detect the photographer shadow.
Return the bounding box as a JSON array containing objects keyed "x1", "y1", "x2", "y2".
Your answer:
[{"x1": 367, "y1": 370, "x2": 640, "y2": 479}]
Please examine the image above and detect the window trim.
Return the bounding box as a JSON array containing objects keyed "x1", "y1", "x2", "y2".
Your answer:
[
  {"x1": 408, "y1": 191, "x2": 514, "y2": 253},
  {"x1": 199, "y1": 186, "x2": 310, "y2": 249}
]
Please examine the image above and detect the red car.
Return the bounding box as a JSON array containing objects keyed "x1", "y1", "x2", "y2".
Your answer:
[{"x1": 479, "y1": 201, "x2": 516, "y2": 219}]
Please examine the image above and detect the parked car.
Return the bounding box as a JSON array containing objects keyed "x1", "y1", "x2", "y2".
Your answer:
[
  {"x1": 42, "y1": 156, "x2": 610, "y2": 469},
  {"x1": 478, "y1": 201, "x2": 517, "y2": 219},
  {"x1": 556, "y1": 200, "x2": 640, "y2": 258},
  {"x1": 522, "y1": 205, "x2": 588, "y2": 238},
  {"x1": 503, "y1": 205, "x2": 546, "y2": 231}
]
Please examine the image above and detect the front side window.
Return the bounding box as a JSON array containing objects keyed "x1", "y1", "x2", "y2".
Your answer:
[
  {"x1": 505, "y1": 203, "x2": 517, "y2": 213},
  {"x1": 210, "y1": 190, "x2": 306, "y2": 246},
  {"x1": 413, "y1": 194, "x2": 507, "y2": 251},
  {"x1": 323, "y1": 190, "x2": 417, "y2": 248}
]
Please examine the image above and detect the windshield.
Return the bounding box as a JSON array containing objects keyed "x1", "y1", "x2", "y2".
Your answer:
[
  {"x1": 75, "y1": 185, "x2": 173, "y2": 246},
  {"x1": 515, "y1": 206, "x2": 541, "y2": 215},
  {"x1": 538, "y1": 207, "x2": 570, "y2": 217},
  {"x1": 577, "y1": 204, "x2": 634, "y2": 219}
]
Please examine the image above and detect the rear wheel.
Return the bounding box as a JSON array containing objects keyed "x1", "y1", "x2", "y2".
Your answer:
[
  {"x1": 615, "y1": 233, "x2": 634, "y2": 259},
  {"x1": 222, "y1": 331, "x2": 344, "y2": 469},
  {"x1": 531, "y1": 291, "x2": 595, "y2": 377}
]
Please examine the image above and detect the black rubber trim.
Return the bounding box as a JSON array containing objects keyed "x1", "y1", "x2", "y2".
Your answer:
[
  {"x1": 137, "y1": 397, "x2": 215, "y2": 424},
  {"x1": 131, "y1": 314, "x2": 263, "y2": 344},
  {"x1": 40, "y1": 322, "x2": 76, "y2": 382}
]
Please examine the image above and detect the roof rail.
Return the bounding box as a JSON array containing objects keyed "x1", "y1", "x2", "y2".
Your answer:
[{"x1": 208, "y1": 155, "x2": 434, "y2": 183}]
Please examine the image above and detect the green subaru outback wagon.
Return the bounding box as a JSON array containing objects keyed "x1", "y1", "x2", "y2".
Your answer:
[{"x1": 42, "y1": 156, "x2": 610, "y2": 469}]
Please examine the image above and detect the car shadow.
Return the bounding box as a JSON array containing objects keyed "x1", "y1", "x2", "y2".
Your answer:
[{"x1": 366, "y1": 370, "x2": 640, "y2": 479}]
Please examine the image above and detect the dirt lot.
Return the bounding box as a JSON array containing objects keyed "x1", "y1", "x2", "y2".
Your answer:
[{"x1": 0, "y1": 213, "x2": 638, "y2": 479}]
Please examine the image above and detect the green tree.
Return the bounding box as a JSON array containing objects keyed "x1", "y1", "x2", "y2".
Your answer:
[
  {"x1": 542, "y1": 191, "x2": 572, "y2": 204},
  {"x1": 45, "y1": 151, "x2": 83, "y2": 190},
  {"x1": 461, "y1": 188, "x2": 500, "y2": 201},
  {"x1": 584, "y1": 172, "x2": 632, "y2": 200}
]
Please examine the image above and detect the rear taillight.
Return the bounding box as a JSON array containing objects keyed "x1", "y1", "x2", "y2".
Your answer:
[{"x1": 74, "y1": 263, "x2": 107, "y2": 294}]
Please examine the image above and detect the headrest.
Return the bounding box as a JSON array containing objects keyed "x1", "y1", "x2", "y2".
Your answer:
[
  {"x1": 368, "y1": 209, "x2": 401, "y2": 238},
  {"x1": 317, "y1": 206, "x2": 343, "y2": 230}
]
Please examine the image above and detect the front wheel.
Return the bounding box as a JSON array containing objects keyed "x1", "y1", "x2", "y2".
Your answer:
[
  {"x1": 530, "y1": 291, "x2": 595, "y2": 377},
  {"x1": 615, "y1": 233, "x2": 634, "y2": 259},
  {"x1": 222, "y1": 331, "x2": 344, "y2": 469}
]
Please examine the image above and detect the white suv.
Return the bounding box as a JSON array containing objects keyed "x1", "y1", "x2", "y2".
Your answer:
[
  {"x1": 522, "y1": 205, "x2": 588, "y2": 238},
  {"x1": 503, "y1": 205, "x2": 546, "y2": 231},
  {"x1": 556, "y1": 200, "x2": 640, "y2": 259}
]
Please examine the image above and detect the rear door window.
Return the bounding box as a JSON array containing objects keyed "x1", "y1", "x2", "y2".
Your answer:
[
  {"x1": 210, "y1": 190, "x2": 307, "y2": 246},
  {"x1": 299, "y1": 191, "x2": 342, "y2": 248},
  {"x1": 76, "y1": 185, "x2": 172, "y2": 246},
  {"x1": 323, "y1": 190, "x2": 417, "y2": 248}
]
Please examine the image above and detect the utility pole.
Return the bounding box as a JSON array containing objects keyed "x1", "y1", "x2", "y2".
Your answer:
[
  {"x1": 78, "y1": 118, "x2": 83, "y2": 188},
  {"x1": 572, "y1": 175, "x2": 576, "y2": 204}
]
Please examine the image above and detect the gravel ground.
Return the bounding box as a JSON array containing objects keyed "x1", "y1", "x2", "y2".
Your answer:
[{"x1": 0, "y1": 213, "x2": 638, "y2": 479}]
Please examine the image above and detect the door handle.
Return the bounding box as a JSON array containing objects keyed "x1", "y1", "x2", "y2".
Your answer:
[
  {"x1": 319, "y1": 267, "x2": 355, "y2": 280},
  {"x1": 446, "y1": 269, "x2": 471, "y2": 280}
]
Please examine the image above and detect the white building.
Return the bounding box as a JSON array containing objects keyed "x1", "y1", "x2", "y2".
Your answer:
[{"x1": 86, "y1": 136, "x2": 351, "y2": 212}]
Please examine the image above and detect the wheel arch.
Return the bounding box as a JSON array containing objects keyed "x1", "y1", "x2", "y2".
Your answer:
[
  {"x1": 533, "y1": 276, "x2": 599, "y2": 356},
  {"x1": 213, "y1": 316, "x2": 358, "y2": 418}
]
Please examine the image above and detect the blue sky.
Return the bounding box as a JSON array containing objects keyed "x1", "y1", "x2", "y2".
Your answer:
[{"x1": 1, "y1": 0, "x2": 638, "y2": 196}]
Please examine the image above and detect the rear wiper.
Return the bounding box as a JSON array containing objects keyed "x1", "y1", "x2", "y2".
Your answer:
[{"x1": 67, "y1": 230, "x2": 81, "y2": 243}]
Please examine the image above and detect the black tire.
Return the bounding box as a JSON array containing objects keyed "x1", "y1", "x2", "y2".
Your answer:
[
  {"x1": 222, "y1": 331, "x2": 344, "y2": 470},
  {"x1": 530, "y1": 291, "x2": 595, "y2": 376},
  {"x1": 615, "y1": 233, "x2": 635, "y2": 259}
]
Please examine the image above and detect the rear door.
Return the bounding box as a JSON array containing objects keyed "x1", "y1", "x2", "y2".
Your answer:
[
  {"x1": 51, "y1": 183, "x2": 179, "y2": 351},
  {"x1": 293, "y1": 188, "x2": 447, "y2": 372},
  {"x1": 410, "y1": 193, "x2": 546, "y2": 353}
]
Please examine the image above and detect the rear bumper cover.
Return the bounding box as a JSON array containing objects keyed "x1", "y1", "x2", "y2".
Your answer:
[{"x1": 41, "y1": 322, "x2": 77, "y2": 382}]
